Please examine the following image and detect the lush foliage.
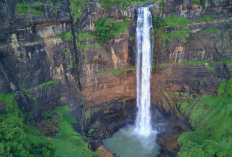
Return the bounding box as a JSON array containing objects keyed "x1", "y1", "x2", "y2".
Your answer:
[
  {"x1": 0, "y1": 117, "x2": 55, "y2": 156},
  {"x1": 164, "y1": 14, "x2": 191, "y2": 29},
  {"x1": 178, "y1": 140, "x2": 220, "y2": 157},
  {"x1": 51, "y1": 106, "x2": 97, "y2": 157},
  {"x1": 15, "y1": 0, "x2": 63, "y2": 16},
  {"x1": 94, "y1": 18, "x2": 129, "y2": 42},
  {"x1": 0, "y1": 94, "x2": 21, "y2": 120},
  {"x1": 153, "y1": 14, "x2": 191, "y2": 47},
  {"x1": 0, "y1": 92, "x2": 97, "y2": 157},
  {"x1": 178, "y1": 78, "x2": 232, "y2": 156},
  {"x1": 153, "y1": 16, "x2": 165, "y2": 31}
]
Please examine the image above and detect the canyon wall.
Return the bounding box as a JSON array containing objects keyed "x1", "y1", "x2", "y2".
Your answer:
[{"x1": 0, "y1": 0, "x2": 231, "y2": 153}]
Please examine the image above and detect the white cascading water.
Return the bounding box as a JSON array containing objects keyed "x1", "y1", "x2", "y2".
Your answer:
[
  {"x1": 102, "y1": 6, "x2": 160, "y2": 156},
  {"x1": 135, "y1": 6, "x2": 153, "y2": 136}
]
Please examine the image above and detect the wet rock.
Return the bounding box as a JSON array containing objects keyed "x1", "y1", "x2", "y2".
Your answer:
[{"x1": 96, "y1": 145, "x2": 114, "y2": 157}]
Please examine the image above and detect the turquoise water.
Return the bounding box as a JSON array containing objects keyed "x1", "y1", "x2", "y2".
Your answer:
[{"x1": 102, "y1": 127, "x2": 160, "y2": 157}]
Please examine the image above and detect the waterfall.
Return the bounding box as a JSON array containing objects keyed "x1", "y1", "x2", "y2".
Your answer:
[{"x1": 135, "y1": 6, "x2": 153, "y2": 136}]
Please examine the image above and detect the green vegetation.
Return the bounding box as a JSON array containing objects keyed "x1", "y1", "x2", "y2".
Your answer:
[
  {"x1": 35, "y1": 80, "x2": 60, "y2": 89},
  {"x1": 98, "y1": 0, "x2": 153, "y2": 10},
  {"x1": 158, "y1": 57, "x2": 232, "y2": 67},
  {"x1": 195, "y1": 15, "x2": 214, "y2": 23},
  {"x1": 0, "y1": 100, "x2": 98, "y2": 157},
  {"x1": 154, "y1": 0, "x2": 164, "y2": 10},
  {"x1": 180, "y1": 102, "x2": 189, "y2": 109},
  {"x1": 153, "y1": 14, "x2": 191, "y2": 47},
  {"x1": 57, "y1": 31, "x2": 72, "y2": 41},
  {"x1": 78, "y1": 31, "x2": 95, "y2": 42},
  {"x1": 0, "y1": 94, "x2": 21, "y2": 120},
  {"x1": 15, "y1": 0, "x2": 63, "y2": 16},
  {"x1": 129, "y1": 36, "x2": 135, "y2": 41},
  {"x1": 69, "y1": 0, "x2": 88, "y2": 23},
  {"x1": 118, "y1": 98, "x2": 130, "y2": 104},
  {"x1": 192, "y1": 0, "x2": 205, "y2": 6},
  {"x1": 95, "y1": 67, "x2": 135, "y2": 76},
  {"x1": 201, "y1": 28, "x2": 218, "y2": 34},
  {"x1": 178, "y1": 78, "x2": 232, "y2": 156},
  {"x1": 94, "y1": 55, "x2": 99, "y2": 59},
  {"x1": 94, "y1": 18, "x2": 130, "y2": 42},
  {"x1": 162, "y1": 30, "x2": 189, "y2": 47},
  {"x1": 153, "y1": 16, "x2": 165, "y2": 31},
  {"x1": 0, "y1": 117, "x2": 55, "y2": 156},
  {"x1": 207, "y1": 65, "x2": 215, "y2": 71},
  {"x1": 216, "y1": 81, "x2": 227, "y2": 96},
  {"x1": 164, "y1": 14, "x2": 191, "y2": 29},
  {"x1": 69, "y1": 53, "x2": 73, "y2": 69},
  {"x1": 51, "y1": 106, "x2": 97, "y2": 157}
]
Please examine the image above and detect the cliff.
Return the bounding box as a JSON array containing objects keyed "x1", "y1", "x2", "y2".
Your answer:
[{"x1": 0, "y1": 0, "x2": 231, "y2": 156}]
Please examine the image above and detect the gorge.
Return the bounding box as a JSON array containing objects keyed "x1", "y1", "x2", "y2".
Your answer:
[{"x1": 0, "y1": 0, "x2": 232, "y2": 156}]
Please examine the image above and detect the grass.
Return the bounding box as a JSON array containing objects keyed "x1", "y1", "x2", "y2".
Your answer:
[
  {"x1": 0, "y1": 94, "x2": 97, "y2": 156},
  {"x1": 177, "y1": 78, "x2": 232, "y2": 156},
  {"x1": 35, "y1": 79, "x2": 60, "y2": 89},
  {"x1": 207, "y1": 65, "x2": 215, "y2": 71},
  {"x1": 201, "y1": 28, "x2": 218, "y2": 34},
  {"x1": 162, "y1": 30, "x2": 189, "y2": 47},
  {"x1": 95, "y1": 67, "x2": 135, "y2": 76},
  {"x1": 165, "y1": 14, "x2": 191, "y2": 29},
  {"x1": 41, "y1": 105, "x2": 97, "y2": 156},
  {"x1": 195, "y1": 15, "x2": 214, "y2": 23},
  {"x1": 158, "y1": 57, "x2": 232, "y2": 67},
  {"x1": 82, "y1": 42, "x2": 109, "y2": 58}
]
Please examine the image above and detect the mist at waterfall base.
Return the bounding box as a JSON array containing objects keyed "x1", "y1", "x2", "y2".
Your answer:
[{"x1": 102, "y1": 6, "x2": 161, "y2": 157}]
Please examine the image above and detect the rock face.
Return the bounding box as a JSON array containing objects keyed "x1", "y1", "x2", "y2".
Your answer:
[
  {"x1": 0, "y1": 0, "x2": 231, "y2": 155},
  {"x1": 96, "y1": 145, "x2": 114, "y2": 157}
]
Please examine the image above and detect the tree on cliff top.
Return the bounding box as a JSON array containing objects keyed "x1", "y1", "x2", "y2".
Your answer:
[{"x1": 0, "y1": 117, "x2": 55, "y2": 157}]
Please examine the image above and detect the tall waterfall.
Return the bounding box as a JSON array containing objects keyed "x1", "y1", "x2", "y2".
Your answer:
[{"x1": 135, "y1": 6, "x2": 153, "y2": 136}]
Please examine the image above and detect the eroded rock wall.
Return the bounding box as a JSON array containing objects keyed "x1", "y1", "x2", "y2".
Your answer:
[
  {"x1": 0, "y1": 0, "x2": 231, "y2": 139},
  {"x1": 150, "y1": 0, "x2": 232, "y2": 117}
]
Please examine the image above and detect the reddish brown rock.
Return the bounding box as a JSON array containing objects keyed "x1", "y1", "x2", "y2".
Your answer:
[{"x1": 96, "y1": 145, "x2": 114, "y2": 157}]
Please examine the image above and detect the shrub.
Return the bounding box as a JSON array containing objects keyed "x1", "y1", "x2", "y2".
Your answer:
[
  {"x1": 153, "y1": 16, "x2": 165, "y2": 31},
  {"x1": 193, "y1": 0, "x2": 200, "y2": 4},
  {"x1": 94, "y1": 18, "x2": 129, "y2": 42},
  {"x1": 0, "y1": 117, "x2": 55, "y2": 156},
  {"x1": 178, "y1": 140, "x2": 220, "y2": 157},
  {"x1": 200, "y1": 0, "x2": 206, "y2": 6}
]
